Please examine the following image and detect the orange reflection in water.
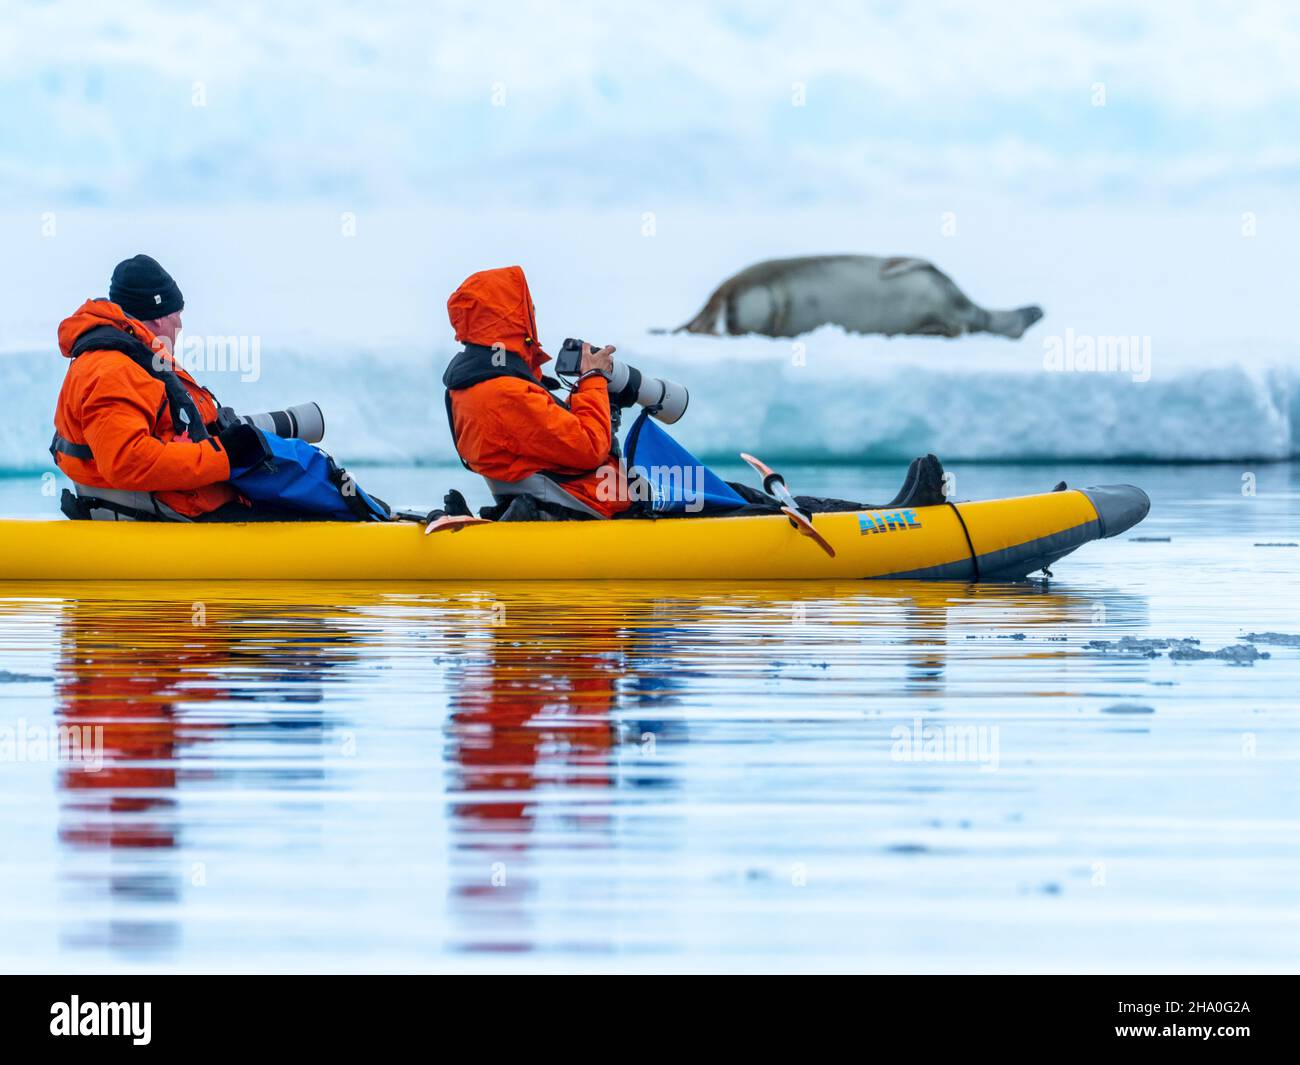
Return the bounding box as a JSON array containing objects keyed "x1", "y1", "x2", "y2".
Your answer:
[
  {"x1": 0, "y1": 578, "x2": 1125, "y2": 962},
  {"x1": 43, "y1": 588, "x2": 366, "y2": 952}
]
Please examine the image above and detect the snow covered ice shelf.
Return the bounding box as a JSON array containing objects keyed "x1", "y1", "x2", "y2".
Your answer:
[{"x1": 2, "y1": 205, "x2": 1298, "y2": 470}]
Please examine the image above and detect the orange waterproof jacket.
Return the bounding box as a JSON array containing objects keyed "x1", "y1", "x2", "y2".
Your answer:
[
  {"x1": 445, "y1": 267, "x2": 628, "y2": 517},
  {"x1": 53, "y1": 299, "x2": 235, "y2": 517}
]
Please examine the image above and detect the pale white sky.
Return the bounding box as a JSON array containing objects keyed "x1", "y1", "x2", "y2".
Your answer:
[{"x1": 1, "y1": 0, "x2": 1296, "y2": 207}]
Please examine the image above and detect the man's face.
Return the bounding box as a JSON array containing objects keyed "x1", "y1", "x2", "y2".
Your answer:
[{"x1": 143, "y1": 311, "x2": 183, "y2": 352}]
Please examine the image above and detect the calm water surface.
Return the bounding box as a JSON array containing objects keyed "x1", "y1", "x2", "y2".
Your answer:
[{"x1": 1, "y1": 462, "x2": 1298, "y2": 972}]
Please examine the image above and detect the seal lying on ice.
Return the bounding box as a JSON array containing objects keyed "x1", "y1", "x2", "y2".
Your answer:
[{"x1": 670, "y1": 255, "x2": 1043, "y2": 339}]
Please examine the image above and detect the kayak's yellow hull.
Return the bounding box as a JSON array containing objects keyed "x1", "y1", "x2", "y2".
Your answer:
[{"x1": 0, "y1": 486, "x2": 1148, "y2": 581}]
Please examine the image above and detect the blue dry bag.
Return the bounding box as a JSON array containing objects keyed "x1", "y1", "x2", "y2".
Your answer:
[
  {"x1": 230, "y1": 432, "x2": 388, "y2": 521},
  {"x1": 623, "y1": 409, "x2": 745, "y2": 514}
]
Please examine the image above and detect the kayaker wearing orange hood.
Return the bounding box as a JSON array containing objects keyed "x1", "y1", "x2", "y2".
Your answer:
[
  {"x1": 444, "y1": 266, "x2": 629, "y2": 518},
  {"x1": 51, "y1": 255, "x2": 266, "y2": 521}
]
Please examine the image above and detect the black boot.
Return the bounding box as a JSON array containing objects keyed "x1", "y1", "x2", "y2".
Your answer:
[
  {"x1": 884, "y1": 458, "x2": 922, "y2": 507},
  {"x1": 890, "y1": 454, "x2": 947, "y2": 507}
]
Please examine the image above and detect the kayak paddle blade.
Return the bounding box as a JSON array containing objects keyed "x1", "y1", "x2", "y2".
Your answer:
[
  {"x1": 781, "y1": 506, "x2": 836, "y2": 558},
  {"x1": 425, "y1": 515, "x2": 492, "y2": 535},
  {"x1": 739, "y1": 452, "x2": 774, "y2": 480}
]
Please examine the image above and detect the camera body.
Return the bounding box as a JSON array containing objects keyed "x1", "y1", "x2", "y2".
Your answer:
[
  {"x1": 554, "y1": 338, "x2": 689, "y2": 425},
  {"x1": 554, "y1": 337, "x2": 593, "y2": 378}
]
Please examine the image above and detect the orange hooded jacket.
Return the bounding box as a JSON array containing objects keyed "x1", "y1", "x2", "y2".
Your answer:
[
  {"x1": 445, "y1": 266, "x2": 628, "y2": 517},
  {"x1": 53, "y1": 299, "x2": 236, "y2": 517}
]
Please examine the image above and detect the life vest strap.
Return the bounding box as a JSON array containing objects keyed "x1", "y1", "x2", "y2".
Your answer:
[
  {"x1": 67, "y1": 324, "x2": 216, "y2": 444},
  {"x1": 49, "y1": 432, "x2": 93, "y2": 461}
]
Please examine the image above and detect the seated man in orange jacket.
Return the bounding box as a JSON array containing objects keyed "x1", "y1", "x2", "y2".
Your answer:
[
  {"x1": 51, "y1": 254, "x2": 267, "y2": 521},
  {"x1": 443, "y1": 266, "x2": 630, "y2": 519}
]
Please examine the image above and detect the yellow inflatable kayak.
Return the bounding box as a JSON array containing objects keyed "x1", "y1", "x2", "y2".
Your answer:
[{"x1": 0, "y1": 485, "x2": 1147, "y2": 581}]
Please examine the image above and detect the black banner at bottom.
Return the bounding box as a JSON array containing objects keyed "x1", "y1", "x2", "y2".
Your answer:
[{"x1": 1, "y1": 974, "x2": 1289, "y2": 1051}]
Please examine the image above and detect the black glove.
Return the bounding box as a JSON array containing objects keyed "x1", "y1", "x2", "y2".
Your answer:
[{"x1": 217, "y1": 423, "x2": 270, "y2": 470}]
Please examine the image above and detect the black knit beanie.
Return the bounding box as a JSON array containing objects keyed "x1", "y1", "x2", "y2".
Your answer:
[{"x1": 109, "y1": 254, "x2": 184, "y2": 320}]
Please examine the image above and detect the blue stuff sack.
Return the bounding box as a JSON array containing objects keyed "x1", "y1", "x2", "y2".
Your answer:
[
  {"x1": 229, "y1": 431, "x2": 388, "y2": 521},
  {"x1": 623, "y1": 409, "x2": 745, "y2": 514}
]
